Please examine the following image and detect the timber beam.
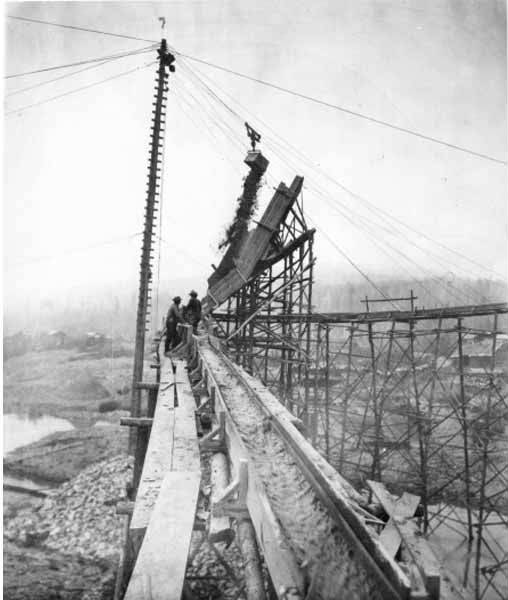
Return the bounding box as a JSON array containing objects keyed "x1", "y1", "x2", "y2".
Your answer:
[
  {"x1": 120, "y1": 417, "x2": 153, "y2": 428},
  {"x1": 135, "y1": 381, "x2": 159, "y2": 391},
  {"x1": 213, "y1": 302, "x2": 508, "y2": 325}
]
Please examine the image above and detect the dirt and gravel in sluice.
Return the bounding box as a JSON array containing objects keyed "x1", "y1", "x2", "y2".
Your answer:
[{"x1": 205, "y1": 349, "x2": 384, "y2": 600}]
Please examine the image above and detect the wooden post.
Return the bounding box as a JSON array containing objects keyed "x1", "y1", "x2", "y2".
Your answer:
[
  {"x1": 340, "y1": 324, "x2": 356, "y2": 469},
  {"x1": 409, "y1": 318, "x2": 428, "y2": 532},
  {"x1": 368, "y1": 322, "x2": 381, "y2": 480},
  {"x1": 116, "y1": 39, "x2": 174, "y2": 599},
  {"x1": 456, "y1": 317, "x2": 474, "y2": 587},
  {"x1": 474, "y1": 314, "x2": 498, "y2": 596},
  {"x1": 147, "y1": 388, "x2": 157, "y2": 418},
  {"x1": 324, "y1": 324, "x2": 330, "y2": 459},
  {"x1": 209, "y1": 452, "x2": 233, "y2": 544}
]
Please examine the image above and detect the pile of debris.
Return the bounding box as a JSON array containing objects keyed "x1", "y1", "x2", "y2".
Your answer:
[{"x1": 4, "y1": 454, "x2": 132, "y2": 562}]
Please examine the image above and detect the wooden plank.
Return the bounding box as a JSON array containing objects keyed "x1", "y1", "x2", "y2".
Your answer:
[
  {"x1": 172, "y1": 360, "x2": 200, "y2": 472},
  {"x1": 130, "y1": 359, "x2": 176, "y2": 537},
  {"x1": 397, "y1": 519, "x2": 440, "y2": 600},
  {"x1": 367, "y1": 480, "x2": 398, "y2": 516},
  {"x1": 375, "y1": 489, "x2": 421, "y2": 559},
  {"x1": 236, "y1": 178, "x2": 302, "y2": 276},
  {"x1": 116, "y1": 501, "x2": 134, "y2": 516},
  {"x1": 208, "y1": 269, "x2": 243, "y2": 308},
  {"x1": 135, "y1": 382, "x2": 159, "y2": 391},
  {"x1": 124, "y1": 470, "x2": 201, "y2": 600},
  {"x1": 368, "y1": 482, "x2": 420, "y2": 559},
  {"x1": 120, "y1": 417, "x2": 153, "y2": 427}
]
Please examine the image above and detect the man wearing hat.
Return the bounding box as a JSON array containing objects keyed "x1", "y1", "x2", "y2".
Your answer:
[
  {"x1": 165, "y1": 296, "x2": 184, "y2": 354},
  {"x1": 185, "y1": 290, "x2": 202, "y2": 334}
]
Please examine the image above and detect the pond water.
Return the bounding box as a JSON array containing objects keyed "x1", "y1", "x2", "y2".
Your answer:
[{"x1": 3, "y1": 413, "x2": 75, "y2": 455}]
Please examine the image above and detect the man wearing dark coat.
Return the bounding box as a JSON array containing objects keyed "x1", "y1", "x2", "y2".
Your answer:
[
  {"x1": 165, "y1": 296, "x2": 184, "y2": 353},
  {"x1": 184, "y1": 290, "x2": 202, "y2": 334}
]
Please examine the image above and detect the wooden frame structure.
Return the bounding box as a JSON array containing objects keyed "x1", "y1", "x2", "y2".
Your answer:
[
  {"x1": 309, "y1": 309, "x2": 508, "y2": 600},
  {"x1": 203, "y1": 148, "x2": 508, "y2": 600},
  {"x1": 215, "y1": 297, "x2": 508, "y2": 600},
  {"x1": 210, "y1": 173, "x2": 315, "y2": 426}
]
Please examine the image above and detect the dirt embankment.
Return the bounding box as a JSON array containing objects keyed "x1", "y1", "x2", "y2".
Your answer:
[
  {"x1": 4, "y1": 423, "x2": 129, "y2": 483},
  {"x1": 3, "y1": 349, "x2": 135, "y2": 422}
]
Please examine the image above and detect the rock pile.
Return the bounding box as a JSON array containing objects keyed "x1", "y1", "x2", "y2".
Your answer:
[
  {"x1": 5, "y1": 454, "x2": 132, "y2": 562},
  {"x1": 186, "y1": 531, "x2": 247, "y2": 599}
]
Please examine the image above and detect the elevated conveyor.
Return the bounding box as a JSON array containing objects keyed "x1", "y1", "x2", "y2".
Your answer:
[{"x1": 117, "y1": 324, "x2": 469, "y2": 600}]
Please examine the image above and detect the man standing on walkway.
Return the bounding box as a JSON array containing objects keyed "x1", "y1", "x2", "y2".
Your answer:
[
  {"x1": 184, "y1": 290, "x2": 202, "y2": 334},
  {"x1": 165, "y1": 296, "x2": 184, "y2": 354}
]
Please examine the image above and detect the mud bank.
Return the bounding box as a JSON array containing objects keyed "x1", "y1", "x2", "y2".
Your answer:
[{"x1": 4, "y1": 422, "x2": 128, "y2": 483}]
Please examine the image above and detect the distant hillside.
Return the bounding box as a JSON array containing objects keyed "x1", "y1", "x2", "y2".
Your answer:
[{"x1": 3, "y1": 278, "x2": 205, "y2": 339}]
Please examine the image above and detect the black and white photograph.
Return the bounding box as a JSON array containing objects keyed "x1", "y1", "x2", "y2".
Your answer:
[{"x1": 3, "y1": 2, "x2": 507, "y2": 599}]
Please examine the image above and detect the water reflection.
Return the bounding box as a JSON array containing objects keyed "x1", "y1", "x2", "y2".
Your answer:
[{"x1": 3, "y1": 413, "x2": 74, "y2": 455}]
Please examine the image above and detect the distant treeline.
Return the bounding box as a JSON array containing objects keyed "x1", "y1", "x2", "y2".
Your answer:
[{"x1": 4, "y1": 277, "x2": 507, "y2": 340}]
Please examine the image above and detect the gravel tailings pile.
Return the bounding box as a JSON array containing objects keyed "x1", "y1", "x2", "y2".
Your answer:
[
  {"x1": 205, "y1": 346, "x2": 384, "y2": 600},
  {"x1": 4, "y1": 455, "x2": 132, "y2": 562}
]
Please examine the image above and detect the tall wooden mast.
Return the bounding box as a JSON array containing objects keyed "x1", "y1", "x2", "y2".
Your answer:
[{"x1": 129, "y1": 39, "x2": 175, "y2": 454}]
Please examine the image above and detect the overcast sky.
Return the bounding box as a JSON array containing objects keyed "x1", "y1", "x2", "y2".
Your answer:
[{"x1": 3, "y1": 0, "x2": 507, "y2": 317}]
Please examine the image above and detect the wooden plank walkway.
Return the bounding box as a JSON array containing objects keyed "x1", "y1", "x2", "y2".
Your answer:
[
  {"x1": 126, "y1": 358, "x2": 200, "y2": 600},
  {"x1": 124, "y1": 471, "x2": 200, "y2": 600},
  {"x1": 129, "y1": 359, "x2": 176, "y2": 545}
]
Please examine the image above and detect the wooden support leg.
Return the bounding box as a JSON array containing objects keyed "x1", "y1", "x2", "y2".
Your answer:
[
  {"x1": 212, "y1": 459, "x2": 249, "y2": 519},
  {"x1": 147, "y1": 388, "x2": 158, "y2": 417},
  {"x1": 209, "y1": 452, "x2": 234, "y2": 544},
  {"x1": 133, "y1": 425, "x2": 150, "y2": 492},
  {"x1": 200, "y1": 412, "x2": 227, "y2": 453}
]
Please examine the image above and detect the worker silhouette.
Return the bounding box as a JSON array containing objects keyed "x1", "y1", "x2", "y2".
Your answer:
[
  {"x1": 184, "y1": 290, "x2": 202, "y2": 334},
  {"x1": 165, "y1": 296, "x2": 184, "y2": 354}
]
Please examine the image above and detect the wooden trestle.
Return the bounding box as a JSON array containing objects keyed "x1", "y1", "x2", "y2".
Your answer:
[{"x1": 116, "y1": 324, "x2": 470, "y2": 600}]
